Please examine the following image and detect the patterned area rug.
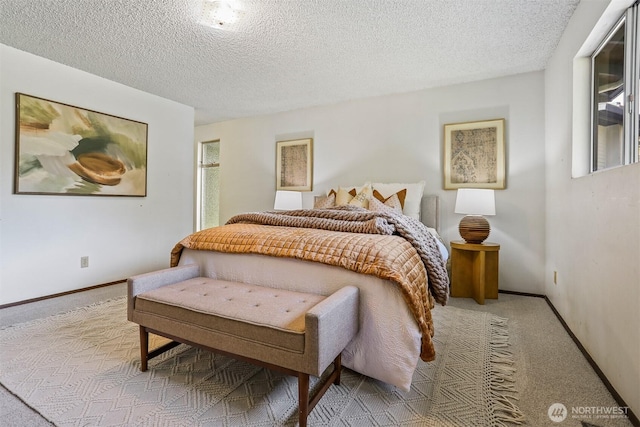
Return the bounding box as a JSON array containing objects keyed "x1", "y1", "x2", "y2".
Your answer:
[{"x1": 0, "y1": 297, "x2": 523, "y2": 426}]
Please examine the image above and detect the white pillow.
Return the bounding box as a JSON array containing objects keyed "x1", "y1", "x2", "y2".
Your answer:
[
  {"x1": 372, "y1": 181, "x2": 425, "y2": 220},
  {"x1": 427, "y1": 227, "x2": 449, "y2": 261}
]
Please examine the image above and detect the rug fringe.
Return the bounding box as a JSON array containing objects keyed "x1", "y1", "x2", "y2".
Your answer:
[{"x1": 488, "y1": 315, "x2": 525, "y2": 426}]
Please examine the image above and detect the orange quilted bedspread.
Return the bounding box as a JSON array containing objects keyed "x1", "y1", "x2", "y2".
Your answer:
[{"x1": 171, "y1": 223, "x2": 437, "y2": 361}]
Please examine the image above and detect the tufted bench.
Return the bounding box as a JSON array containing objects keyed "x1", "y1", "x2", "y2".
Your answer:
[{"x1": 127, "y1": 264, "x2": 359, "y2": 427}]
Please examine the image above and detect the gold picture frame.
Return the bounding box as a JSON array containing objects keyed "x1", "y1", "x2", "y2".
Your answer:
[
  {"x1": 15, "y1": 93, "x2": 148, "y2": 196},
  {"x1": 443, "y1": 118, "x2": 506, "y2": 189},
  {"x1": 276, "y1": 138, "x2": 313, "y2": 191}
]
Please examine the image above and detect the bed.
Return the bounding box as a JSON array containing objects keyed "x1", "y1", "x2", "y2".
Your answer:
[{"x1": 170, "y1": 183, "x2": 449, "y2": 391}]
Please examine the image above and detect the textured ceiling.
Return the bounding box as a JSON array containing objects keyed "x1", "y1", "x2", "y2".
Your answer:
[{"x1": 0, "y1": 0, "x2": 580, "y2": 125}]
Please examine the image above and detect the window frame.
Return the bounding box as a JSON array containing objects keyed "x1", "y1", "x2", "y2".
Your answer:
[
  {"x1": 590, "y1": 4, "x2": 639, "y2": 173},
  {"x1": 196, "y1": 139, "x2": 220, "y2": 231}
]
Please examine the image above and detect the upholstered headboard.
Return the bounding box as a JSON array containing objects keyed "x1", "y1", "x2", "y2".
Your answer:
[{"x1": 420, "y1": 195, "x2": 440, "y2": 232}]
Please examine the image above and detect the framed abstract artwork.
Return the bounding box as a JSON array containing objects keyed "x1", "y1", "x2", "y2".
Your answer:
[
  {"x1": 276, "y1": 138, "x2": 313, "y2": 191},
  {"x1": 14, "y1": 93, "x2": 148, "y2": 196},
  {"x1": 443, "y1": 118, "x2": 506, "y2": 189}
]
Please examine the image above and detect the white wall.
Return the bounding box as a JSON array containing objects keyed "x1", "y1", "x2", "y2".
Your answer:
[
  {"x1": 195, "y1": 71, "x2": 547, "y2": 294},
  {"x1": 0, "y1": 45, "x2": 195, "y2": 305},
  {"x1": 545, "y1": 0, "x2": 640, "y2": 415}
]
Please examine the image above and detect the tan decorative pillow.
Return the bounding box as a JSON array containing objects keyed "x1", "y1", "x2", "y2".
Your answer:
[
  {"x1": 368, "y1": 195, "x2": 401, "y2": 214},
  {"x1": 373, "y1": 188, "x2": 407, "y2": 209},
  {"x1": 383, "y1": 193, "x2": 403, "y2": 212},
  {"x1": 314, "y1": 194, "x2": 336, "y2": 209},
  {"x1": 335, "y1": 187, "x2": 356, "y2": 206},
  {"x1": 349, "y1": 183, "x2": 373, "y2": 208},
  {"x1": 372, "y1": 182, "x2": 425, "y2": 220},
  {"x1": 329, "y1": 188, "x2": 356, "y2": 198}
]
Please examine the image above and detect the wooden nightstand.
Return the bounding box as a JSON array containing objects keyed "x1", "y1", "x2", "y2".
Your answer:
[{"x1": 450, "y1": 240, "x2": 500, "y2": 305}]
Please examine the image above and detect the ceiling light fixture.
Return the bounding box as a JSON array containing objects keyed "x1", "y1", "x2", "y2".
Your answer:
[{"x1": 199, "y1": 0, "x2": 240, "y2": 29}]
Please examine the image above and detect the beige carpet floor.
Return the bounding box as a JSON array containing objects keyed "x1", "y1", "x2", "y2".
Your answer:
[{"x1": 0, "y1": 284, "x2": 635, "y2": 426}]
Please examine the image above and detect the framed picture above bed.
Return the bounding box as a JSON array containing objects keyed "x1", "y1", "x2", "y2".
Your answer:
[
  {"x1": 14, "y1": 93, "x2": 148, "y2": 196},
  {"x1": 276, "y1": 138, "x2": 313, "y2": 191},
  {"x1": 443, "y1": 118, "x2": 506, "y2": 190}
]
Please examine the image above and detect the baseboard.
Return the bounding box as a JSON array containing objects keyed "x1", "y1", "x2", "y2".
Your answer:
[
  {"x1": 499, "y1": 290, "x2": 638, "y2": 426},
  {"x1": 0, "y1": 280, "x2": 125, "y2": 310},
  {"x1": 498, "y1": 289, "x2": 546, "y2": 299}
]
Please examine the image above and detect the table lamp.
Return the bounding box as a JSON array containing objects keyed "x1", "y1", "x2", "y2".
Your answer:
[
  {"x1": 454, "y1": 188, "x2": 496, "y2": 244},
  {"x1": 274, "y1": 190, "x2": 302, "y2": 211}
]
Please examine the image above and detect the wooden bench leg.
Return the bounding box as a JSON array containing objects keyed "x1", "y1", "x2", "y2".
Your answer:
[
  {"x1": 333, "y1": 353, "x2": 342, "y2": 385},
  {"x1": 140, "y1": 326, "x2": 149, "y2": 372},
  {"x1": 297, "y1": 354, "x2": 343, "y2": 426},
  {"x1": 139, "y1": 327, "x2": 183, "y2": 372},
  {"x1": 298, "y1": 372, "x2": 309, "y2": 427}
]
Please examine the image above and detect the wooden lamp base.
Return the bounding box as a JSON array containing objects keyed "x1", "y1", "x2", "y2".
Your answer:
[{"x1": 459, "y1": 215, "x2": 490, "y2": 244}]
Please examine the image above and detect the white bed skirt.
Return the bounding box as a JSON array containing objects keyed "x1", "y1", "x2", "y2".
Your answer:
[{"x1": 178, "y1": 248, "x2": 423, "y2": 391}]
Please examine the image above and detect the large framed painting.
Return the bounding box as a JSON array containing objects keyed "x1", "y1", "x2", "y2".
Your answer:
[
  {"x1": 276, "y1": 138, "x2": 313, "y2": 191},
  {"x1": 14, "y1": 93, "x2": 148, "y2": 196},
  {"x1": 443, "y1": 118, "x2": 506, "y2": 189}
]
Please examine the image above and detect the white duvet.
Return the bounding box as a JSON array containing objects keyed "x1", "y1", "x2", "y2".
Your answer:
[{"x1": 178, "y1": 248, "x2": 423, "y2": 391}]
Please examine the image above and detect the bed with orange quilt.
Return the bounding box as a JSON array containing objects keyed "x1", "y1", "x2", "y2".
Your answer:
[{"x1": 170, "y1": 199, "x2": 449, "y2": 391}]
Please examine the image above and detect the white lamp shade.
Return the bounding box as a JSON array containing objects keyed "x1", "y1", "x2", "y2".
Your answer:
[
  {"x1": 454, "y1": 189, "x2": 496, "y2": 216},
  {"x1": 274, "y1": 190, "x2": 302, "y2": 210}
]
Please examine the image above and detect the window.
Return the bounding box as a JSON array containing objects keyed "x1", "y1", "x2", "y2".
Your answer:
[
  {"x1": 591, "y1": 3, "x2": 639, "y2": 172},
  {"x1": 198, "y1": 140, "x2": 220, "y2": 230}
]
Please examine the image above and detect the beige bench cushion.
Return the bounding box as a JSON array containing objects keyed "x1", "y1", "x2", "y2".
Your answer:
[{"x1": 135, "y1": 277, "x2": 326, "y2": 353}]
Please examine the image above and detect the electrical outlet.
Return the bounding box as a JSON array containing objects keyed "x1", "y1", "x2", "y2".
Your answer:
[
  {"x1": 81, "y1": 256, "x2": 89, "y2": 268},
  {"x1": 554, "y1": 271, "x2": 557, "y2": 284}
]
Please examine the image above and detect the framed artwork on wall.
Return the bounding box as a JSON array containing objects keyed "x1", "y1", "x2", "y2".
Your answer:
[
  {"x1": 14, "y1": 93, "x2": 148, "y2": 196},
  {"x1": 443, "y1": 118, "x2": 506, "y2": 189},
  {"x1": 276, "y1": 138, "x2": 313, "y2": 191}
]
